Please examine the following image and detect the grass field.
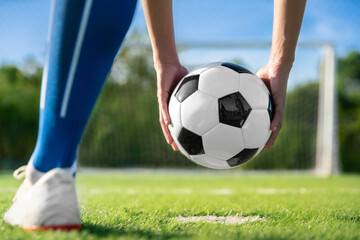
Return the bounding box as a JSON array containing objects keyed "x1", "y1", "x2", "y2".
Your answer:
[{"x1": 0, "y1": 170, "x2": 359, "y2": 240}]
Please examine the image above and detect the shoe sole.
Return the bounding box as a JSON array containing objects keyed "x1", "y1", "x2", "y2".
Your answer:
[{"x1": 23, "y1": 224, "x2": 81, "y2": 231}]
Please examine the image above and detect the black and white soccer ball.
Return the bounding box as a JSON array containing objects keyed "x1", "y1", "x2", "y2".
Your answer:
[{"x1": 168, "y1": 62, "x2": 274, "y2": 169}]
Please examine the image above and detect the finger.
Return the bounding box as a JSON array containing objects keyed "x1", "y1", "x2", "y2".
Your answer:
[
  {"x1": 265, "y1": 127, "x2": 279, "y2": 149},
  {"x1": 159, "y1": 113, "x2": 173, "y2": 145},
  {"x1": 160, "y1": 120, "x2": 173, "y2": 145},
  {"x1": 256, "y1": 69, "x2": 271, "y2": 89},
  {"x1": 161, "y1": 107, "x2": 171, "y2": 126},
  {"x1": 265, "y1": 126, "x2": 281, "y2": 149},
  {"x1": 171, "y1": 142, "x2": 179, "y2": 151},
  {"x1": 158, "y1": 93, "x2": 171, "y2": 125},
  {"x1": 265, "y1": 102, "x2": 283, "y2": 148},
  {"x1": 270, "y1": 108, "x2": 283, "y2": 132}
]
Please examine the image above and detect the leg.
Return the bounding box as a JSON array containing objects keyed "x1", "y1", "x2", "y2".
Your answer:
[
  {"x1": 4, "y1": 0, "x2": 137, "y2": 230},
  {"x1": 32, "y1": 0, "x2": 136, "y2": 174}
]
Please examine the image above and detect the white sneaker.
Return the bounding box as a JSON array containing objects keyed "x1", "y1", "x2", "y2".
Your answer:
[{"x1": 3, "y1": 167, "x2": 81, "y2": 231}]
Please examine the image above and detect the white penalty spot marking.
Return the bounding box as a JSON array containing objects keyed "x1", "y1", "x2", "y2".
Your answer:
[{"x1": 173, "y1": 214, "x2": 266, "y2": 225}]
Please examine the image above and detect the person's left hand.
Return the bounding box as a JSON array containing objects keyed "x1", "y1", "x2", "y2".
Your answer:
[{"x1": 155, "y1": 63, "x2": 188, "y2": 151}]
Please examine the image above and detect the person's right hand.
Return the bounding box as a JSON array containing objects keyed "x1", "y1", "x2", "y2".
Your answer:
[{"x1": 155, "y1": 63, "x2": 188, "y2": 151}]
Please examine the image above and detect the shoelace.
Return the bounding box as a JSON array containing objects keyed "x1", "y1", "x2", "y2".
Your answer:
[
  {"x1": 13, "y1": 165, "x2": 27, "y2": 180},
  {"x1": 11, "y1": 165, "x2": 28, "y2": 202}
]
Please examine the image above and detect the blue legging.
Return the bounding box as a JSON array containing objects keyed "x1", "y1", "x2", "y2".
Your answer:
[{"x1": 32, "y1": 0, "x2": 137, "y2": 172}]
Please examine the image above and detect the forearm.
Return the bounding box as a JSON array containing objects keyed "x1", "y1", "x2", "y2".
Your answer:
[
  {"x1": 270, "y1": 0, "x2": 306, "y2": 69},
  {"x1": 141, "y1": 0, "x2": 179, "y2": 69}
]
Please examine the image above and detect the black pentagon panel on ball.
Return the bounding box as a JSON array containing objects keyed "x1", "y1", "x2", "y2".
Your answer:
[
  {"x1": 268, "y1": 95, "x2": 274, "y2": 121},
  {"x1": 226, "y1": 148, "x2": 258, "y2": 167},
  {"x1": 221, "y1": 62, "x2": 252, "y2": 74},
  {"x1": 174, "y1": 75, "x2": 200, "y2": 103},
  {"x1": 218, "y1": 92, "x2": 252, "y2": 128},
  {"x1": 177, "y1": 127, "x2": 205, "y2": 155}
]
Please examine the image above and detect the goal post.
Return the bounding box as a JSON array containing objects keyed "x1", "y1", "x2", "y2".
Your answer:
[{"x1": 315, "y1": 44, "x2": 339, "y2": 176}]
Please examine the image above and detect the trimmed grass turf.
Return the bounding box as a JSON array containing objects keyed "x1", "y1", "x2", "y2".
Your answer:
[{"x1": 0, "y1": 171, "x2": 359, "y2": 239}]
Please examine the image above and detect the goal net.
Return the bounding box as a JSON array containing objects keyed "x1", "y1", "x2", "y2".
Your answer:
[{"x1": 78, "y1": 41, "x2": 339, "y2": 174}]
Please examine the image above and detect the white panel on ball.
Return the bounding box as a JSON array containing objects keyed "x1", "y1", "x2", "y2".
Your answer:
[
  {"x1": 242, "y1": 109, "x2": 271, "y2": 149},
  {"x1": 191, "y1": 62, "x2": 223, "y2": 75},
  {"x1": 186, "y1": 67, "x2": 208, "y2": 76},
  {"x1": 181, "y1": 91, "x2": 218, "y2": 136},
  {"x1": 202, "y1": 123, "x2": 245, "y2": 160},
  {"x1": 168, "y1": 96, "x2": 182, "y2": 138},
  {"x1": 187, "y1": 62, "x2": 223, "y2": 76},
  {"x1": 239, "y1": 73, "x2": 269, "y2": 109},
  {"x1": 198, "y1": 66, "x2": 240, "y2": 98},
  {"x1": 191, "y1": 154, "x2": 230, "y2": 169}
]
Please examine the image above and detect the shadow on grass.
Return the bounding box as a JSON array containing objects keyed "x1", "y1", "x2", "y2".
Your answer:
[{"x1": 82, "y1": 222, "x2": 192, "y2": 239}]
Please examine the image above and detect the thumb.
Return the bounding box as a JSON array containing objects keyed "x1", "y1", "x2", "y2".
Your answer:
[{"x1": 256, "y1": 67, "x2": 271, "y2": 90}]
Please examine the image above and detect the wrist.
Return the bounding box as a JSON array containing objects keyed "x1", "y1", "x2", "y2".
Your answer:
[
  {"x1": 154, "y1": 56, "x2": 181, "y2": 73},
  {"x1": 269, "y1": 43, "x2": 296, "y2": 71},
  {"x1": 268, "y1": 57, "x2": 293, "y2": 73},
  {"x1": 152, "y1": 43, "x2": 180, "y2": 71}
]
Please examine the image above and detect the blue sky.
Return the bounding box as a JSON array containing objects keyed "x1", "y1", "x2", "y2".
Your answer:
[{"x1": 0, "y1": 0, "x2": 359, "y2": 88}]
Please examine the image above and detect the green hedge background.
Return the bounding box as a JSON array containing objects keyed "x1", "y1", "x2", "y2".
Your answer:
[{"x1": 0, "y1": 48, "x2": 359, "y2": 171}]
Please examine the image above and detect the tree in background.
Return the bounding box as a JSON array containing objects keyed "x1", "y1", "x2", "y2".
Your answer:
[
  {"x1": 1, "y1": 50, "x2": 359, "y2": 171},
  {"x1": 0, "y1": 61, "x2": 42, "y2": 168},
  {"x1": 337, "y1": 51, "x2": 360, "y2": 172}
]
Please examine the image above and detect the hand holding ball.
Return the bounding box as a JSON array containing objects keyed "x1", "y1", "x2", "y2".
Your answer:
[{"x1": 168, "y1": 62, "x2": 273, "y2": 169}]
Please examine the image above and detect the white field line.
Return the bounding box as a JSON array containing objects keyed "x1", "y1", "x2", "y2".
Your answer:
[
  {"x1": 255, "y1": 188, "x2": 310, "y2": 194},
  {"x1": 339, "y1": 188, "x2": 360, "y2": 194},
  {"x1": 253, "y1": 188, "x2": 360, "y2": 194},
  {"x1": 87, "y1": 188, "x2": 234, "y2": 195},
  {"x1": 86, "y1": 187, "x2": 360, "y2": 195},
  {"x1": 207, "y1": 189, "x2": 234, "y2": 195},
  {"x1": 172, "y1": 214, "x2": 266, "y2": 225},
  {"x1": 0, "y1": 187, "x2": 18, "y2": 192}
]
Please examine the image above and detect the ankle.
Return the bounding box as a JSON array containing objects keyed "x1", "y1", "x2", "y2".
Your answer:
[{"x1": 26, "y1": 161, "x2": 44, "y2": 184}]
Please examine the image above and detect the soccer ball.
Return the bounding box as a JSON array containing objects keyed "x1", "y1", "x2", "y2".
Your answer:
[{"x1": 168, "y1": 62, "x2": 273, "y2": 169}]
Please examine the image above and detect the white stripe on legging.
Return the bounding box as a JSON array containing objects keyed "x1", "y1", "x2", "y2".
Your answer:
[
  {"x1": 60, "y1": 0, "x2": 93, "y2": 117},
  {"x1": 40, "y1": 0, "x2": 56, "y2": 109}
]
